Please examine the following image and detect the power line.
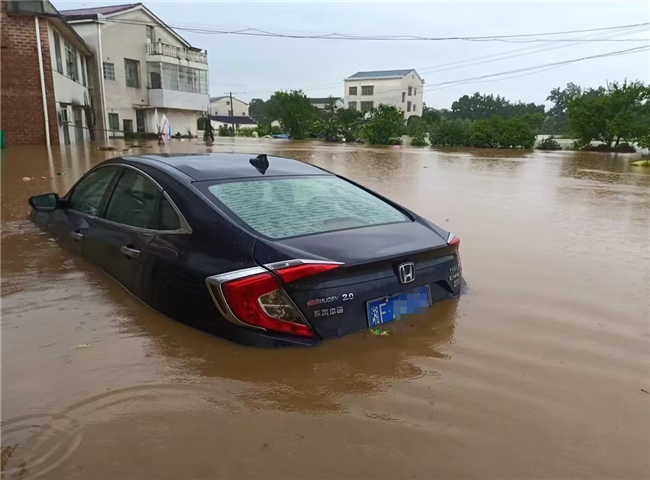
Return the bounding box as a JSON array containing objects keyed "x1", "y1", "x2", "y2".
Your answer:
[{"x1": 101, "y1": 18, "x2": 649, "y2": 42}]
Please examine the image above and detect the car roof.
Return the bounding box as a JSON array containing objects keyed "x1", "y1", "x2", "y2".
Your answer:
[{"x1": 120, "y1": 153, "x2": 330, "y2": 181}]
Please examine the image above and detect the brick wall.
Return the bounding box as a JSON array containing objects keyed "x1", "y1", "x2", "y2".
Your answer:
[{"x1": 0, "y1": 2, "x2": 60, "y2": 145}]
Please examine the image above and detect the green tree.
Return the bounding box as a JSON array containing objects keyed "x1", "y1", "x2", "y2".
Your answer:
[
  {"x1": 568, "y1": 80, "x2": 650, "y2": 147},
  {"x1": 451, "y1": 92, "x2": 545, "y2": 121},
  {"x1": 361, "y1": 105, "x2": 405, "y2": 145},
  {"x1": 314, "y1": 97, "x2": 342, "y2": 141},
  {"x1": 266, "y1": 90, "x2": 316, "y2": 139},
  {"x1": 249, "y1": 98, "x2": 272, "y2": 125},
  {"x1": 336, "y1": 108, "x2": 364, "y2": 142},
  {"x1": 421, "y1": 104, "x2": 442, "y2": 124}
]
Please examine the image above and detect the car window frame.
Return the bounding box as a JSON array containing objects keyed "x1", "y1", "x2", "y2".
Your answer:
[
  {"x1": 196, "y1": 174, "x2": 414, "y2": 241},
  {"x1": 66, "y1": 165, "x2": 123, "y2": 217},
  {"x1": 65, "y1": 163, "x2": 192, "y2": 235}
]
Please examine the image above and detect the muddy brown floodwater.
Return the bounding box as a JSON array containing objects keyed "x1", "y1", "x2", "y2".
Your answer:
[{"x1": 1, "y1": 139, "x2": 649, "y2": 479}]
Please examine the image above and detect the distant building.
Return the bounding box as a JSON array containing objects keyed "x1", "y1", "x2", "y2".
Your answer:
[
  {"x1": 344, "y1": 69, "x2": 424, "y2": 119},
  {"x1": 309, "y1": 97, "x2": 345, "y2": 110},
  {"x1": 61, "y1": 2, "x2": 210, "y2": 139},
  {"x1": 210, "y1": 96, "x2": 249, "y2": 117},
  {"x1": 1, "y1": 0, "x2": 98, "y2": 145},
  {"x1": 210, "y1": 115, "x2": 257, "y2": 132}
]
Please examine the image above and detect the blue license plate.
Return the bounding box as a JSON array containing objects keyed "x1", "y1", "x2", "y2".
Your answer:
[{"x1": 366, "y1": 285, "x2": 432, "y2": 327}]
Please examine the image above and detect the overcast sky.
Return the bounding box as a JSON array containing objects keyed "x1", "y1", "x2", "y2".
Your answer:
[{"x1": 53, "y1": 1, "x2": 650, "y2": 108}]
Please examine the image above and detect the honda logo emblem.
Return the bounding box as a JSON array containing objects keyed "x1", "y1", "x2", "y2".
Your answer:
[{"x1": 398, "y1": 262, "x2": 415, "y2": 284}]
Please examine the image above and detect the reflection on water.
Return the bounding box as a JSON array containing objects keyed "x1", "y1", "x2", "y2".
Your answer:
[{"x1": 2, "y1": 139, "x2": 649, "y2": 479}]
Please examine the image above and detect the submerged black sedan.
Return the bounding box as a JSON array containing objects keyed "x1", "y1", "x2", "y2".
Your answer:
[{"x1": 29, "y1": 153, "x2": 462, "y2": 347}]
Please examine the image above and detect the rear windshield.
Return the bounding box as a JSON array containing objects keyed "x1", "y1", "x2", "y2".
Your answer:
[{"x1": 207, "y1": 176, "x2": 409, "y2": 239}]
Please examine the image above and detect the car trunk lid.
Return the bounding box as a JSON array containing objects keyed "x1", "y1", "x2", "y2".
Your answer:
[{"x1": 254, "y1": 221, "x2": 461, "y2": 339}]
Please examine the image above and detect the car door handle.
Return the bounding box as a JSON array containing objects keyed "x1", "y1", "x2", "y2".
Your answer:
[
  {"x1": 120, "y1": 245, "x2": 141, "y2": 259},
  {"x1": 70, "y1": 230, "x2": 83, "y2": 241}
]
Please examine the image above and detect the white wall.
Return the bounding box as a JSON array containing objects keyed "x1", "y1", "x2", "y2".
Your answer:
[
  {"x1": 70, "y1": 7, "x2": 207, "y2": 137},
  {"x1": 210, "y1": 97, "x2": 249, "y2": 116},
  {"x1": 150, "y1": 89, "x2": 209, "y2": 111},
  {"x1": 47, "y1": 24, "x2": 93, "y2": 143},
  {"x1": 344, "y1": 73, "x2": 424, "y2": 118}
]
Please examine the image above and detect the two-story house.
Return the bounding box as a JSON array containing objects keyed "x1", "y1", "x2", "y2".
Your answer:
[
  {"x1": 344, "y1": 69, "x2": 424, "y2": 119},
  {"x1": 61, "y1": 2, "x2": 210, "y2": 140},
  {"x1": 209, "y1": 95, "x2": 249, "y2": 117},
  {"x1": 1, "y1": 0, "x2": 98, "y2": 145}
]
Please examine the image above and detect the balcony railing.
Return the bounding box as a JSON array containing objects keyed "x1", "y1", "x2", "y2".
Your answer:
[{"x1": 146, "y1": 42, "x2": 208, "y2": 64}]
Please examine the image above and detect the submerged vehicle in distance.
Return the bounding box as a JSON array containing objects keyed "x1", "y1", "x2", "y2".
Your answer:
[{"x1": 29, "y1": 153, "x2": 462, "y2": 347}]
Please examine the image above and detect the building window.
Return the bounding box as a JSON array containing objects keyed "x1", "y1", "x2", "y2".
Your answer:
[
  {"x1": 108, "y1": 113, "x2": 119, "y2": 130},
  {"x1": 123, "y1": 119, "x2": 133, "y2": 133},
  {"x1": 64, "y1": 40, "x2": 79, "y2": 81},
  {"x1": 408, "y1": 86, "x2": 412, "y2": 96},
  {"x1": 412, "y1": 104, "x2": 416, "y2": 113},
  {"x1": 103, "y1": 62, "x2": 115, "y2": 80},
  {"x1": 407, "y1": 101, "x2": 412, "y2": 112},
  {"x1": 360, "y1": 101, "x2": 374, "y2": 112},
  {"x1": 348, "y1": 101, "x2": 357, "y2": 110},
  {"x1": 80, "y1": 56, "x2": 87, "y2": 86},
  {"x1": 242, "y1": 111, "x2": 246, "y2": 116},
  {"x1": 156, "y1": 63, "x2": 208, "y2": 94},
  {"x1": 146, "y1": 26, "x2": 154, "y2": 43},
  {"x1": 361, "y1": 86, "x2": 374, "y2": 96},
  {"x1": 349, "y1": 86, "x2": 357, "y2": 96},
  {"x1": 124, "y1": 59, "x2": 140, "y2": 88},
  {"x1": 53, "y1": 31, "x2": 63, "y2": 73},
  {"x1": 414, "y1": 87, "x2": 417, "y2": 95},
  {"x1": 226, "y1": 100, "x2": 230, "y2": 105},
  {"x1": 402, "y1": 92, "x2": 406, "y2": 103}
]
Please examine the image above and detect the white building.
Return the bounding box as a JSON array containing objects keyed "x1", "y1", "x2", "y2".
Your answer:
[
  {"x1": 344, "y1": 69, "x2": 424, "y2": 119},
  {"x1": 46, "y1": 10, "x2": 96, "y2": 144},
  {"x1": 210, "y1": 96, "x2": 249, "y2": 117},
  {"x1": 61, "y1": 3, "x2": 210, "y2": 140},
  {"x1": 309, "y1": 97, "x2": 345, "y2": 110}
]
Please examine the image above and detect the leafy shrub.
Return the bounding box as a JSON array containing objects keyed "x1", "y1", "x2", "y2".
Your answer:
[
  {"x1": 429, "y1": 119, "x2": 470, "y2": 147},
  {"x1": 361, "y1": 105, "x2": 405, "y2": 145},
  {"x1": 410, "y1": 132, "x2": 428, "y2": 146},
  {"x1": 536, "y1": 136, "x2": 563, "y2": 150},
  {"x1": 218, "y1": 125, "x2": 234, "y2": 137}
]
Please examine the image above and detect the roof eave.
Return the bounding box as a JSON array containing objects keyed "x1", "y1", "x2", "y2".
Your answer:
[{"x1": 104, "y1": 4, "x2": 194, "y2": 50}]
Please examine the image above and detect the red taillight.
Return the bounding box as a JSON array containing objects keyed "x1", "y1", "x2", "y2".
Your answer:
[
  {"x1": 448, "y1": 233, "x2": 460, "y2": 247},
  {"x1": 213, "y1": 262, "x2": 341, "y2": 338},
  {"x1": 275, "y1": 263, "x2": 341, "y2": 283}
]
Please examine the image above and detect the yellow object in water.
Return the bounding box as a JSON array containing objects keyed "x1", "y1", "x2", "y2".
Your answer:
[{"x1": 631, "y1": 159, "x2": 650, "y2": 166}]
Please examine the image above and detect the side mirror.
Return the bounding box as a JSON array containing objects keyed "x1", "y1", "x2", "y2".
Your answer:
[{"x1": 28, "y1": 193, "x2": 60, "y2": 212}]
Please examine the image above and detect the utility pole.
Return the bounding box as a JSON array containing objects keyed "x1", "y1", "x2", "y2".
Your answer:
[
  {"x1": 228, "y1": 91, "x2": 235, "y2": 133},
  {"x1": 225, "y1": 91, "x2": 245, "y2": 134}
]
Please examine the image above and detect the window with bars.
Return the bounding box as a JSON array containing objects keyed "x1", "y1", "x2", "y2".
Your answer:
[
  {"x1": 360, "y1": 101, "x2": 374, "y2": 111},
  {"x1": 348, "y1": 101, "x2": 357, "y2": 110},
  {"x1": 103, "y1": 62, "x2": 115, "y2": 80},
  {"x1": 124, "y1": 59, "x2": 140, "y2": 88},
  {"x1": 361, "y1": 86, "x2": 374, "y2": 96},
  {"x1": 349, "y1": 86, "x2": 357, "y2": 96},
  {"x1": 64, "y1": 40, "x2": 78, "y2": 81}
]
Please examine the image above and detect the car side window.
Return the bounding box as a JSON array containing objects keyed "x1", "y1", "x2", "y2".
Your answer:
[
  {"x1": 104, "y1": 169, "x2": 160, "y2": 229},
  {"x1": 68, "y1": 167, "x2": 120, "y2": 216},
  {"x1": 160, "y1": 196, "x2": 181, "y2": 231}
]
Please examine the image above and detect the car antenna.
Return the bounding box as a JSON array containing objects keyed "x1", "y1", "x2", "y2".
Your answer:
[{"x1": 249, "y1": 154, "x2": 269, "y2": 175}]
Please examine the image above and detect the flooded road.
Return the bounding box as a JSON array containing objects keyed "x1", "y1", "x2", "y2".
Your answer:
[{"x1": 2, "y1": 139, "x2": 649, "y2": 479}]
